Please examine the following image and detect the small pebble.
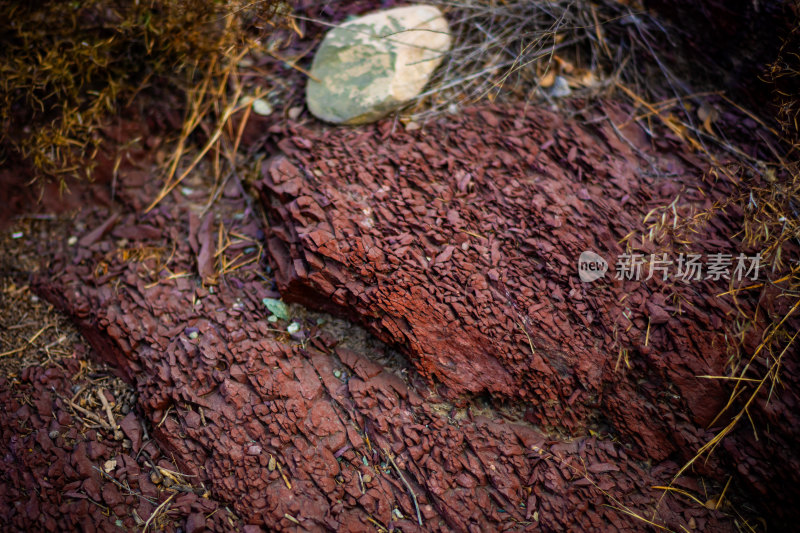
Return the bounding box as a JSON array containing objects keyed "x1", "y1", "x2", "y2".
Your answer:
[
  {"x1": 252, "y1": 98, "x2": 273, "y2": 116},
  {"x1": 288, "y1": 106, "x2": 302, "y2": 120},
  {"x1": 549, "y1": 75, "x2": 572, "y2": 98}
]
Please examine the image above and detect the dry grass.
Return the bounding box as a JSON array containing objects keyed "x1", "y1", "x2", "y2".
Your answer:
[
  {"x1": 606, "y1": 11, "x2": 800, "y2": 524},
  {"x1": 402, "y1": 1, "x2": 701, "y2": 120},
  {"x1": 0, "y1": 0, "x2": 287, "y2": 181}
]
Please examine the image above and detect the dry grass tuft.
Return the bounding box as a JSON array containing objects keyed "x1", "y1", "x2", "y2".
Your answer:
[
  {"x1": 407, "y1": 1, "x2": 700, "y2": 119},
  {"x1": 615, "y1": 9, "x2": 800, "y2": 520},
  {"x1": 0, "y1": 0, "x2": 286, "y2": 181}
]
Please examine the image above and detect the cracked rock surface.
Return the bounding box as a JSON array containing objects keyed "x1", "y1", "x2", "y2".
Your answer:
[{"x1": 24, "y1": 102, "x2": 798, "y2": 531}]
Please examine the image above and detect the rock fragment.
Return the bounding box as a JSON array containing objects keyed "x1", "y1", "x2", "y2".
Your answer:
[{"x1": 306, "y1": 5, "x2": 451, "y2": 124}]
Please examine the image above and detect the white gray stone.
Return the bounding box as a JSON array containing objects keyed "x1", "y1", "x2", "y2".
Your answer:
[
  {"x1": 306, "y1": 5, "x2": 451, "y2": 125},
  {"x1": 549, "y1": 76, "x2": 572, "y2": 99}
]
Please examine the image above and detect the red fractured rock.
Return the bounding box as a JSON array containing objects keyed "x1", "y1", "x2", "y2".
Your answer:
[
  {"x1": 32, "y1": 176, "x2": 740, "y2": 532},
  {"x1": 0, "y1": 361, "x2": 238, "y2": 532},
  {"x1": 119, "y1": 412, "x2": 142, "y2": 452},
  {"x1": 257, "y1": 102, "x2": 800, "y2": 525}
]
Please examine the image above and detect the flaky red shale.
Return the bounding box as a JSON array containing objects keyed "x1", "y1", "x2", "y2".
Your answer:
[{"x1": 31, "y1": 103, "x2": 799, "y2": 531}]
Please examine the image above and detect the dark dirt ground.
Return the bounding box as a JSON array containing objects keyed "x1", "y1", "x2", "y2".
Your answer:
[{"x1": 2, "y1": 2, "x2": 799, "y2": 532}]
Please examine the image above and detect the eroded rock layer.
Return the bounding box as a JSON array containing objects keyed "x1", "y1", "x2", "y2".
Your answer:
[
  {"x1": 258, "y1": 103, "x2": 800, "y2": 521},
  {"x1": 31, "y1": 135, "x2": 743, "y2": 531}
]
